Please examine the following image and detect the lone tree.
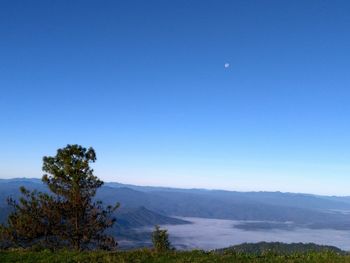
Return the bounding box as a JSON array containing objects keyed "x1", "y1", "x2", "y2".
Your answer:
[
  {"x1": 0, "y1": 144, "x2": 119, "y2": 250},
  {"x1": 152, "y1": 225, "x2": 171, "y2": 252}
]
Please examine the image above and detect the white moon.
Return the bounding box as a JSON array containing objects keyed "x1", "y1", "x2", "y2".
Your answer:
[{"x1": 224, "y1": 63, "x2": 230, "y2": 68}]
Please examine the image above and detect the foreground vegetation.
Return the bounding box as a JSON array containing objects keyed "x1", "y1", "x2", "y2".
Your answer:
[
  {"x1": 1, "y1": 249, "x2": 350, "y2": 263},
  {"x1": 0, "y1": 145, "x2": 119, "y2": 250}
]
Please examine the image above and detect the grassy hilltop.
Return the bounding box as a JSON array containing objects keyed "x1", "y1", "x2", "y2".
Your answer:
[{"x1": 1, "y1": 249, "x2": 350, "y2": 263}]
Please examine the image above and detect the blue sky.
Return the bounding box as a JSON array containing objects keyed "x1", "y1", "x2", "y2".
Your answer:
[{"x1": 1, "y1": 0, "x2": 350, "y2": 195}]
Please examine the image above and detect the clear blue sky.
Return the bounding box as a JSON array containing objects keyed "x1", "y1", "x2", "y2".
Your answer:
[{"x1": 1, "y1": 0, "x2": 350, "y2": 195}]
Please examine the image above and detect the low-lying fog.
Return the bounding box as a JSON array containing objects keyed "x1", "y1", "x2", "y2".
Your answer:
[{"x1": 156, "y1": 217, "x2": 350, "y2": 251}]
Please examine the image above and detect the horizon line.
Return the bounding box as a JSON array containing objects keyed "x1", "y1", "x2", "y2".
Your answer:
[{"x1": 1, "y1": 176, "x2": 349, "y2": 198}]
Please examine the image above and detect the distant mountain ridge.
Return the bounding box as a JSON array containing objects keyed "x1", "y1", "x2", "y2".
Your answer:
[
  {"x1": 3, "y1": 177, "x2": 350, "y2": 198},
  {"x1": 1, "y1": 178, "x2": 350, "y2": 231}
]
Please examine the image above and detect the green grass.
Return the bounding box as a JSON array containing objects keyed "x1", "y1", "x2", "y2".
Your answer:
[{"x1": 1, "y1": 249, "x2": 350, "y2": 263}]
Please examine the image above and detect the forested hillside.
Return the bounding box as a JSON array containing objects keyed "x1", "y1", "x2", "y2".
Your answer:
[{"x1": 216, "y1": 242, "x2": 344, "y2": 255}]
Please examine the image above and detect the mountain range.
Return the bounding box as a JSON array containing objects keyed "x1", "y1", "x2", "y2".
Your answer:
[{"x1": 1, "y1": 178, "x2": 350, "y2": 248}]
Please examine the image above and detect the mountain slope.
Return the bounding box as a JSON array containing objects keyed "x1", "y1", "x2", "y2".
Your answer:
[{"x1": 1, "y1": 178, "x2": 350, "y2": 230}]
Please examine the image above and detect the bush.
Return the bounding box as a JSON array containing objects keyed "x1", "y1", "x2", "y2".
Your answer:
[{"x1": 151, "y1": 225, "x2": 171, "y2": 253}]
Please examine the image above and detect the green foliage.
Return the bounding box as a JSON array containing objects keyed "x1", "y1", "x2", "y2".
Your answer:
[
  {"x1": 0, "y1": 249, "x2": 349, "y2": 263},
  {"x1": 152, "y1": 225, "x2": 171, "y2": 252},
  {"x1": 0, "y1": 144, "x2": 119, "y2": 251},
  {"x1": 1, "y1": 187, "x2": 62, "y2": 250}
]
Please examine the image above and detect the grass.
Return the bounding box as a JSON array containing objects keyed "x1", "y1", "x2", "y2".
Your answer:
[{"x1": 1, "y1": 249, "x2": 350, "y2": 263}]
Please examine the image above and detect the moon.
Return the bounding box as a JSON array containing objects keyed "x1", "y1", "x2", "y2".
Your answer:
[{"x1": 224, "y1": 63, "x2": 230, "y2": 68}]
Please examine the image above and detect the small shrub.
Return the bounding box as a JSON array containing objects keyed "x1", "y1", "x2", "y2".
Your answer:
[{"x1": 151, "y1": 225, "x2": 171, "y2": 253}]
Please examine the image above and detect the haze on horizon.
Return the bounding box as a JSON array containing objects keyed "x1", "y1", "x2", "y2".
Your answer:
[{"x1": 1, "y1": 1, "x2": 350, "y2": 196}]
